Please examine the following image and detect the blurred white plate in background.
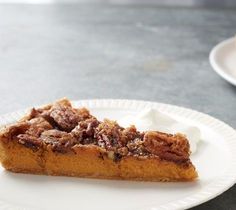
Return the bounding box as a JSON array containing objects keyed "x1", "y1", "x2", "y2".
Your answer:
[{"x1": 210, "y1": 37, "x2": 236, "y2": 86}]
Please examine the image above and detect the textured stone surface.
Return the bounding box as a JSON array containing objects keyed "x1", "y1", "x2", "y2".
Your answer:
[{"x1": 0, "y1": 4, "x2": 235, "y2": 209}]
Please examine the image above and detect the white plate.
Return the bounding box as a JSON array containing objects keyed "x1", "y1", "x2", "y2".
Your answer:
[
  {"x1": 209, "y1": 37, "x2": 236, "y2": 86},
  {"x1": 0, "y1": 99, "x2": 236, "y2": 210}
]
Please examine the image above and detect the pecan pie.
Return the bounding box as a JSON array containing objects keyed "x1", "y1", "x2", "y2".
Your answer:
[{"x1": 0, "y1": 99, "x2": 198, "y2": 181}]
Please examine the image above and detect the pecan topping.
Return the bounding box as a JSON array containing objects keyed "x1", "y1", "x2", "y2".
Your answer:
[
  {"x1": 18, "y1": 134, "x2": 42, "y2": 151},
  {"x1": 72, "y1": 118, "x2": 100, "y2": 144},
  {"x1": 95, "y1": 120, "x2": 123, "y2": 150},
  {"x1": 127, "y1": 138, "x2": 146, "y2": 155},
  {"x1": 41, "y1": 130, "x2": 77, "y2": 153},
  {"x1": 48, "y1": 100, "x2": 92, "y2": 132},
  {"x1": 50, "y1": 104, "x2": 79, "y2": 132},
  {"x1": 17, "y1": 117, "x2": 53, "y2": 150},
  {"x1": 143, "y1": 131, "x2": 190, "y2": 163},
  {"x1": 122, "y1": 126, "x2": 146, "y2": 155},
  {"x1": 27, "y1": 117, "x2": 53, "y2": 136},
  {"x1": 121, "y1": 126, "x2": 141, "y2": 144},
  {"x1": 2, "y1": 122, "x2": 30, "y2": 140},
  {"x1": 27, "y1": 105, "x2": 52, "y2": 120}
]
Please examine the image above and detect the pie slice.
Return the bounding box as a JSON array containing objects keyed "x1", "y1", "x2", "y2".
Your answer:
[{"x1": 0, "y1": 99, "x2": 198, "y2": 181}]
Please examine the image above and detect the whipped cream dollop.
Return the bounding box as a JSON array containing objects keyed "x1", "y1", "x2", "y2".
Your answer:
[{"x1": 117, "y1": 109, "x2": 201, "y2": 154}]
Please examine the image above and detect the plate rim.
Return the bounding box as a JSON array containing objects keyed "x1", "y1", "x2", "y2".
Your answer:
[
  {"x1": 0, "y1": 99, "x2": 236, "y2": 210},
  {"x1": 209, "y1": 37, "x2": 236, "y2": 86}
]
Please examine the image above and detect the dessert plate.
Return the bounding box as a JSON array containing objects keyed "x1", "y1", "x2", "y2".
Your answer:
[
  {"x1": 0, "y1": 99, "x2": 236, "y2": 210},
  {"x1": 209, "y1": 37, "x2": 236, "y2": 86}
]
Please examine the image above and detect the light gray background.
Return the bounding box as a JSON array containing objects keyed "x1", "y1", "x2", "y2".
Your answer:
[{"x1": 0, "y1": 3, "x2": 236, "y2": 209}]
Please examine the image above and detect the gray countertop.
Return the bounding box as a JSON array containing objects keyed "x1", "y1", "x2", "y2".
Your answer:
[{"x1": 0, "y1": 3, "x2": 236, "y2": 209}]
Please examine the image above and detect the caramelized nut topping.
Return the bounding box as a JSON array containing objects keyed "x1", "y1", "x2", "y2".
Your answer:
[
  {"x1": 41, "y1": 130, "x2": 77, "y2": 153},
  {"x1": 18, "y1": 134, "x2": 42, "y2": 151},
  {"x1": 72, "y1": 118, "x2": 100, "y2": 144},
  {"x1": 95, "y1": 120, "x2": 123, "y2": 150},
  {"x1": 17, "y1": 117, "x2": 53, "y2": 150},
  {"x1": 50, "y1": 104, "x2": 80, "y2": 132},
  {"x1": 27, "y1": 117, "x2": 53, "y2": 136},
  {"x1": 1, "y1": 122, "x2": 30, "y2": 140},
  {"x1": 143, "y1": 131, "x2": 190, "y2": 163}
]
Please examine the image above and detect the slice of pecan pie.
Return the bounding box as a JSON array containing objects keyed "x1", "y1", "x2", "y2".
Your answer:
[{"x1": 0, "y1": 99, "x2": 198, "y2": 181}]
